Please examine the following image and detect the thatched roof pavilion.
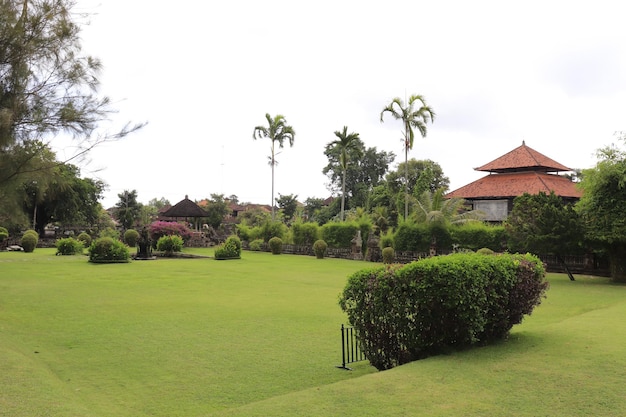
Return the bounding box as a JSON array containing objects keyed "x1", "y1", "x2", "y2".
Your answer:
[{"x1": 162, "y1": 195, "x2": 207, "y2": 218}]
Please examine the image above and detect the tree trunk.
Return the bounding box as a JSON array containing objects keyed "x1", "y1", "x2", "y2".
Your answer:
[
  {"x1": 404, "y1": 143, "x2": 409, "y2": 220},
  {"x1": 271, "y1": 140, "x2": 275, "y2": 220},
  {"x1": 608, "y1": 244, "x2": 626, "y2": 283},
  {"x1": 341, "y1": 170, "x2": 346, "y2": 221}
]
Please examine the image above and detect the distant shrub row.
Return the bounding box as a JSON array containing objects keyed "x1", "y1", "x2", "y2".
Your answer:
[{"x1": 339, "y1": 253, "x2": 548, "y2": 370}]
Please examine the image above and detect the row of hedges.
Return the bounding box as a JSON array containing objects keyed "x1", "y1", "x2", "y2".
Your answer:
[{"x1": 339, "y1": 252, "x2": 548, "y2": 370}]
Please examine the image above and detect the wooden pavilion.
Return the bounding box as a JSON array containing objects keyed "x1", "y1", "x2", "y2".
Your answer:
[
  {"x1": 160, "y1": 195, "x2": 207, "y2": 230},
  {"x1": 446, "y1": 141, "x2": 582, "y2": 221}
]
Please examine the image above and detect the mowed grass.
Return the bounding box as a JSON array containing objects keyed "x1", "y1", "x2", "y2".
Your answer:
[{"x1": 1, "y1": 249, "x2": 626, "y2": 416}]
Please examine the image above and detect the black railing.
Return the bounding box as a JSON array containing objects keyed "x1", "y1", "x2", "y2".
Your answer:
[{"x1": 337, "y1": 324, "x2": 367, "y2": 370}]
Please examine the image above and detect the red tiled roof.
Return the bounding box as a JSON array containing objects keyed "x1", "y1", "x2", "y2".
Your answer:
[
  {"x1": 446, "y1": 171, "x2": 582, "y2": 199},
  {"x1": 475, "y1": 141, "x2": 572, "y2": 173}
]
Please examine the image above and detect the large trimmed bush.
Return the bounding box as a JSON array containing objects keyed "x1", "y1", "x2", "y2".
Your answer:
[
  {"x1": 124, "y1": 229, "x2": 140, "y2": 247},
  {"x1": 56, "y1": 237, "x2": 83, "y2": 255},
  {"x1": 77, "y1": 232, "x2": 92, "y2": 247},
  {"x1": 21, "y1": 230, "x2": 39, "y2": 253},
  {"x1": 268, "y1": 237, "x2": 282, "y2": 254},
  {"x1": 292, "y1": 221, "x2": 319, "y2": 245},
  {"x1": 313, "y1": 239, "x2": 327, "y2": 259},
  {"x1": 214, "y1": 235, "x2": 242, "y2": 260},
  {"x1": 339, "y1": 253, "x2": 547, "y2": 370},
  {"x1": 248, "y1": 239, "x2": 264, "y2": 251},
  {"x1": 156, "y1": 235, "x2": 184, "y2": 255},
  {"x1": 451, "y1": 223, "x2": 506, "y2": 252},
  {"x1": 88, "y1": 237, "x2": 130, "y2": 263},
  {"x1": 320, "y1": 222, "x2": 359, "y2": 248}
]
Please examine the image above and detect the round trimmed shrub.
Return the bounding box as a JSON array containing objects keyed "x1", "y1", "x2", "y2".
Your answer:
[
  {"x1": 21, "y1": 230, "x2": 39, "y2": 253},
  {"x1": 77, "y1": 232, "x2": 92, "y2": 247},
  {"x1": 56, "y1": 237, "x2": 83, "y2": 255},
  {"x1": 156, "y1": 234, "x2": 184, "y2": 255},
  {"x1": 477, "y1": 247, "x2": 495, "y2": 255},
  {"x1": 88, "y1": 237, "x2": 130, "y2": 263},
  {"x1": 249, "y1": 238, "x2": 264, "y2": 251},
  {"x1": 268, "y1": 236, "x2": 282, "y2": 255},
  {"x1": 214, "y1": 235, "x2": 242, "y2": 260},
  {"x1": 124, "y1": 229, "x2": 140, "y2": 247},
  {"x1": 313, "y1": 239, "x2": 327, "y2": 259},
  {"x1": 382, "y1": 246, "x2": 395, "y2": 264}
]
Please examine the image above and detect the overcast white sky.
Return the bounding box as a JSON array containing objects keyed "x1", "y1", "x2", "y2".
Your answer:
[{"x1": 66, "y1": 0, "x2": 626, "y2": 208}]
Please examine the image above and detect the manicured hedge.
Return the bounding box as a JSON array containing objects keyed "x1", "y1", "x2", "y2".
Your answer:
[
  {"x1": 339, "y1": 252, "x2": 547, "y2": 370},
  {"x1": 214, "y1": 235, "x2": 242, "y2": 260},
  {"x1": 88, "y1": 237, "x2": 130, "y2": 263}
]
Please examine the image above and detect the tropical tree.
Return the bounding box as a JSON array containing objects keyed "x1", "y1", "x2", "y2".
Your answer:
[
  {"x1": 252, "y1": 114, "x2": 296, "y2": 220},
  {"x1": 576, "y1": 139, "x2": 626, "y2": 282},
  {"x1": 323, "y1": 140, "x2": 394, "y2": 211},
  {"x1": 115, "y1": 190, "x2": 141, "y2": 230},
  {"x1": 380, "y1": 95, "x2": 435, "y2": 220},
  {"x1": 412, "y1": 189, "x2": 483, "y2": 255},
  {"x1": 275, "y1": 193, "x2": 299, "y2": 224},
  {"x1": 326, "y1": 126, "x2": 362, "y2": 221},
  {"x1": 386, "y1": 159, "x2": 449, "y2": 198},
  {"x1": 0, "y1": 0, "x2": 143, "y2": 188}
]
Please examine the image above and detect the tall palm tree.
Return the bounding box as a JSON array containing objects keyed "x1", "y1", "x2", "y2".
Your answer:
[
  {"x1": 380, "y1": 94, "x2": 435, "y2": 220},
  {"x1": 252, "y1": 114, "x2": 295, "y2": 220},
  {"x1": 328, "y1": 126, "x2": 362, "y2": 221}
]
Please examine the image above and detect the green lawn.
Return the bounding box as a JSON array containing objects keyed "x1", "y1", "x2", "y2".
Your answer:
[{"x1": 1, "y1": 248, "x2": 625, "y2": 416}]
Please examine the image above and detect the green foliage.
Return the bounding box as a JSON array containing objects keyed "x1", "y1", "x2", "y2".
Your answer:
[
  {"x1": 268, "y1": 237, "x2": 283, "y2": 254},
  {"x1": 156, "y1": 235, "x2": 184, "y2": 254},
  {"x1": 339, "y1": 253, "x2": 547, "y2": 370},
  {"x1": 451, "y1": 222, "x2": 506, "y2": 251},
  {"x1": 99, "y1": 227, "x2": 120, "y2": 240},
  {"x1": 313, "y1": 239, "x2": 327, "y2": 259},
  {"x1": 0, "y1": 226, "x2": 8, "y2": 242},
  {"x1": 320, "y1": 222, "x2": 359, "y2": 248},
  {"x1": 382, "y1": 247, "x2": 395, "y2": 264},
  {"x1": 55, "y1": 237, "x2": 83, "y2": 255},
  {"x1": 214, "y1": 235, "x2": 242, "y2": 260},
  {"x1": 577, "y1": 146, "x2": 626, "y2": 281},
  {"x1": 77, "y1": 232, "x2": 92, "y2": 247},
  {"x1": 248, "y1": 238, "x2": 264, "y2": 251},
  {"x1": 259, "y1": 220, "x2": 286, "y2": 242},
  {"x1": 506, "y1": 192, "x2": 583, "y2": 255},
  {"x1": 275, "y1": 193, "x2": 299, "y2": 223},
  {"x1": 291, "y1": 221, "x2": 319, "y2": 245},
  {"x1": 123, "y1": 229, "x2": 140, "y2": 247},
  {"x1": 88, "y1": 237, "x2": 130, "y2": 263},
  {"x1": 380, "y1": 229, "x2": 394, "y2": 249},
  {"x1": 393, "y1": 220, "x2": 430, "y2": 251},
  {"x1": 203, "y1": 194, "x2": 230, "y2": 229},
  {"x1": 115, "y1": 190, "x2": 141, "y2": 230},
  {"x1": 20, "y1": 230, "x2": 39, "y2": 253},
  {"x1": 476, "y1": 248, "x2": 495, "y2": 255}
]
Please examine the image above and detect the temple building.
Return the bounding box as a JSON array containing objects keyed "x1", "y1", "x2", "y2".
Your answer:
[{"x1": 446, "y1": 141, "x2": 582, "y2": 222}]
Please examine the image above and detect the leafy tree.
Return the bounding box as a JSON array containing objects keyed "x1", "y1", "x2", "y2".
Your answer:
[
  {"x1": 115, "y1": 190, "x2": 141, "y2": 230},
  {"x1": 576, "y1": 140, "x2": 626, "y2": 282},
  {"x1": 275, "y1": 193, "x2": 298, "y2": 223},
  {"x1": 203, "y1": 193, "x2": 230, "y2": 229},
  {"x1": 23, "y1": 163, "x2": 104, "y2": 235},
  {"x1": 303, "y1": 197, "x2": 324, "y2": 221},
  {"x1": 326, "y1": 126, "x2": 362, "y2": 221},
  {"x1": 323, "y1": 140, "x2": 394, "y2": 211},
  {"x1": 506, "y1": 192, "x2": 583, "y2": 255},
  {"x1": 386, "y1": 159, "x2": 450, "y2": 198},
  {"x1": 380, "y1": 95, "x2": 435, "y2": 220},
  {"x1": 252, "y1": 113, "x2": 295, "y2": 220},
  {"x1": 0, "y1": 0, "x2": 142, "y2": 186}
]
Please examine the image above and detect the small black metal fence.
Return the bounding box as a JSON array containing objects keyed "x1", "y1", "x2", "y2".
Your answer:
[{"x1": 337, "y1": 324, "x2": 367, "y2": 370}]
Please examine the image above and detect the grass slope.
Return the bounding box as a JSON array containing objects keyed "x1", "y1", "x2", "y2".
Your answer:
[{"x1": 1, "y1": 249, "x2": 625, "y2": 416}]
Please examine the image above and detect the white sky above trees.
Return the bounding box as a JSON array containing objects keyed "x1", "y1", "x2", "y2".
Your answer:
[{"x1": 67, "y1": 0, "x2": 626, "y2": 208}]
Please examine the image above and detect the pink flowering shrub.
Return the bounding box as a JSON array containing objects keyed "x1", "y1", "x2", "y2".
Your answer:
[{"x1": 149, "y1": 221, "x2": 193, "y2": 247}]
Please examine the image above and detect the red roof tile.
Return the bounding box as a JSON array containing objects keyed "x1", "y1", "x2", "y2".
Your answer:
[
  {"x1": 475, "y1": 141, "x2": 572, "y2": 173},
  {"x1": 446, "y1": 171, "x2": 582, "y2": 199}
]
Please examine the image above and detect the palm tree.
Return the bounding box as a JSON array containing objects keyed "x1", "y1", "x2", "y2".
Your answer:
[
  {"x1": 328, "y1": 126, "x2": 362, "y2": 221},
  {"x1": 380, "y1": 94, "x2": 435, "y2": 220},
  {"x1": 412, "y1": 189, "x2": 484, "y2": 255},
  {"x1": 253, "y1": 114, "x2": 295, "y2": 220}
]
